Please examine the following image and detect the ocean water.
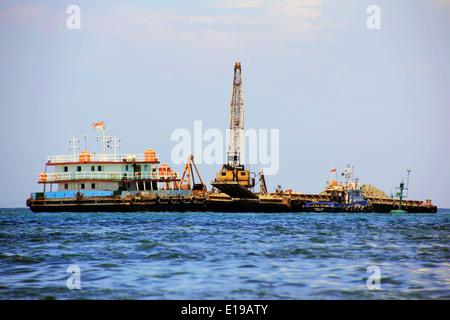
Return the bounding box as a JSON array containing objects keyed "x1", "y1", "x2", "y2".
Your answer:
[{"x1": 0, "y1": 208, "x2": 449, "y2": 300}]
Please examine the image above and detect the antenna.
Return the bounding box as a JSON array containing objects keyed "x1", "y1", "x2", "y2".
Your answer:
[
  {"x1": 96, "y1": 133, "x2": 109, "y2": 161},
  {"x1": 69, "y1": 136, "x2": 80, "y2": 161},
  {"x1": 405, "y1": 168, "x2": 411, "y2": 198},
  {"x1": 343, "y1": 164, "x2": 354, "y2": 184},
  {"x1": 107, "y1": 136, "x2": 121, "y2": 160},
  {"x1": 83, "y1": 134, "x2": 88, "y2": 150},
  {"x1": 393, "y1": 169, "x2": 411, "y2": 212}
]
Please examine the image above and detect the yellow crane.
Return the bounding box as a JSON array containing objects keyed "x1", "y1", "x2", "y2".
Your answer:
[
  {"x1": 212, "y1": 63, "x2": 256, "y2": 198},
  {"x1": 179, "y1": 155, "x2": 206, "y2": 193}
]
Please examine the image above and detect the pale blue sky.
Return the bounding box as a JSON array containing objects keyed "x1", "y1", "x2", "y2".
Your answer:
[{"x1": 1, "y1": 0, "x2": 449, "y2": 208}]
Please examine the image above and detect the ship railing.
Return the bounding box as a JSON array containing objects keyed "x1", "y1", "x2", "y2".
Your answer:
[
  {"x1": 46, "y1": 153, "x2": 160, "y2": 163},
  {"x1": 39, "y1": 171, "x2": 180, "y2": 182}
]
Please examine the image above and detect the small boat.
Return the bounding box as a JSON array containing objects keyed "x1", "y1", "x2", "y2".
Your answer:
[
  {"x1": 305, "y1": 185, "x2": 372, "y2": 213},
  {"x1": 305, "y1": 164, "x2": 372, "y2": 213}
]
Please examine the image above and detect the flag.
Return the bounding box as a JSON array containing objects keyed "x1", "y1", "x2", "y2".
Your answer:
[
  {"x1": 92, "y1": 121, "x2": 105, "y2": 131},
  {"x1": 331, "y1": 168, "x2": 336, "y2": 172}
]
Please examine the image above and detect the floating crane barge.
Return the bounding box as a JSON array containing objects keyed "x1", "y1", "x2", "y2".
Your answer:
[
  {"x1": 27, "y1": 63, "x2": 437, "y2": 214},
  {"x1": 27, "y1": 190, "x2": 437, "y2": 213}
]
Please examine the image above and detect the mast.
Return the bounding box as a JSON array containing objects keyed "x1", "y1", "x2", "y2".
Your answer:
[
  {"x1": 395, "y1": 169, "x2": 411, "y2": 210},
  {"x1": 227, "y1": 62, "x2": 244, "y2": 169},
  {"x1": 69, "y1": 136, "x2": 80, "y2": 162}
]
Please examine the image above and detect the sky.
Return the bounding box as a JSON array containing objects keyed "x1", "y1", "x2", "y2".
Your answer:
[{"x1": 0, "y1": 0, "x2": 449, "y2": 208}]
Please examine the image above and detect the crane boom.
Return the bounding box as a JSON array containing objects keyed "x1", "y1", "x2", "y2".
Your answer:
[
  {"x1": 228, "y1": 62, "x2": 244, "y2": 168},
  {"x1": 212, "y1": 62, "x2": 255, "y2": 192}
]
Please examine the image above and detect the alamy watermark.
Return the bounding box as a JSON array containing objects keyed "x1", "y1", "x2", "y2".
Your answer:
[
  {"x1": 65, "y1": 5, "x2": 380, "y2": 31},
  {"x1": 367, "y1": 5, "x2": 381, "y2": 30},
  {"x1": 366, "y1": 265, "x2": 381, "y2": 290},
  {"x1": 171, "y1": 121, "x2": 280, "y2": 175},
  {"x1": 66, "y1": 265, "x2": 81, "y2": 290},
  {"x1": 66, "y1": 5, "x2": 81, "y2": 30}
]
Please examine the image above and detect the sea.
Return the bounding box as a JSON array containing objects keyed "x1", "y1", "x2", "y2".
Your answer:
[{"x1": 0, "y1": 208, "x2": 449, "y2": 301}]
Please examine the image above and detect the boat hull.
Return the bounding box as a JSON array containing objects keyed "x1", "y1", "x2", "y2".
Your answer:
[
  {"x1": 304, "y1": 200, "x2": 372, "y2": 213},
  {"x1": 26, "y1": 192, "x2": 437, "y2": 213}
]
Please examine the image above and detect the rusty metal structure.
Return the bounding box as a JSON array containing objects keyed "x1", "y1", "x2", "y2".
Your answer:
[{"x1": 179, "y1": 155, "x2": 206, "y2": 193}]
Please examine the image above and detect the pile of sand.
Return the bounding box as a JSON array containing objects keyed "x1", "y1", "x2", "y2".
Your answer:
[
  {"x1": 361, "y1": 184, "x2": 389, "y2": 199},
  {"x1": 319, "y1": 184, "x2": 389, "y2": 199}
]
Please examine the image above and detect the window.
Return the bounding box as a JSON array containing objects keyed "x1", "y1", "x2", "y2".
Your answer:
[
  {"x1": 80, "y1": 183, "x2": 85, "y2": 189},
  {"x1": 240, "y1": 172, "x2": 246, "y2": 176},
  {"x1": 91, "y1": 166, "x2": 95, "y2": 171},
  {"x1": 98, "y1": 166, "x2": 102, "y2": 171},
  {"x1": 221, "y1": 172, "x2": 227, "y2": 176},
  {"x1": 126, "y1": 165, "x2": 129, "y2": 171},
  {"x1": 64, "y1": 184, "x2": 69, "y2": 190},
  {"x1": 77, "y1": 166, "x2": 82, "y2": 172},
  {"x1": 64, "y1": 166, "x2": 68, "y2": 172},
  {"x1": 91, "y1": 183, "x2": 96, "y2": 189}
]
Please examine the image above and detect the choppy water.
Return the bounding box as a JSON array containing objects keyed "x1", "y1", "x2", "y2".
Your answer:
[{"x1": 0, "y1": 208, "x2": 449, "y2": 300}]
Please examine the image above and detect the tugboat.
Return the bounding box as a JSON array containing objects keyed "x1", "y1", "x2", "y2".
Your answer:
[
  {"x1": 304, "y1": 164, "x2": 372, "y2": 213},
  {"x1": 26, "y1": 122, "x2": 207, "y2": 212}
]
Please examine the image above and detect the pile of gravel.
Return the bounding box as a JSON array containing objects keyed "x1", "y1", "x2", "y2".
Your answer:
[
  {"x1": 361, "y1": 184, "x2": 389, "y2": 199},
  {"x1": 319, "y1": 184, "x2": 390, "y2": 199}
]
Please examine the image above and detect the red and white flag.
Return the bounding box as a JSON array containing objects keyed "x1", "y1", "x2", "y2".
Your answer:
[
  {"x1": 331, "y1": 168, "x2": 336, "y2": 172},
  {"x1": 92, "y1": 121, "x2": 105, "y2": 131}
]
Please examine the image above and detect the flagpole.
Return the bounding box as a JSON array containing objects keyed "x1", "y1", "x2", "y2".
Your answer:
[{"x1": 93, "y1": 121, "x2": 106, "y2": 161}]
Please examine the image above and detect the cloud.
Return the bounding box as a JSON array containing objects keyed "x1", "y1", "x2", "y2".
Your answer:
[
  {"x1": 400, "y1": 61, "x2": 432, "y2": 73},
  {"x1": 215, "y1": 0, "x2": 262, "y2": 8},
  {"x1": 283, "y1": 0, "x2": 323, "y2": 18},
  {"x1": 434, "y1": 0, "x2": 450, "y2": 5},
  {"x1": 285, "y1": 0, "x2": 324, "y2": 6},
  {"x1": 86, "y1": 0, "x2": 328, "y2": 44},
  {"x1": 1, "y1": 4, "x2": 44, "y2": 24},
  {"x1": 261, "y1": 0, "x2": 324, "y2": 33},
  {"x1": 1, "y1": 4, "x2": 63, "y2": 31},
  {"x1": 285, "y1": 7, "x2": 321, "y2": 19},
  {"x1": 161, "y1": 13, "x2": 263, "y2": 26},
  {"x1": 82, "y1": 0, "x2": 329, "y2": 64}
]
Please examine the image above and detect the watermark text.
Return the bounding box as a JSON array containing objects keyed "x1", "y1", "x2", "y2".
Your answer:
[
  {"x1": 66, "y1": 264, "x2": 81, "y2": 289},
  {"x1": 171, "y1": 121, "x2": 279, "y2": 175}
]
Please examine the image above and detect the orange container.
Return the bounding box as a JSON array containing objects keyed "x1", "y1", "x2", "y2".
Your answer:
[
  {"x1": 159, "y1": 164, "x2": 170, "y2": 177},
  {"x1": 144, "y1": 149, "x2": 156, "y2": 162},
  {"x1": 39, "y1": 172, "x2": 47, "y2": 182},
  {"x1": 79, "y1": 151, "x2": 91, "y2": 162}
]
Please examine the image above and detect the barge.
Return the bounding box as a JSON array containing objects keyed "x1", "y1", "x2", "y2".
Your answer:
[
  {"x1": 26, "y1": 143, "x2": 437, "y2": 214},
  {"x1": 27, "y1": 123, "x2": 208, "y2": 213}
]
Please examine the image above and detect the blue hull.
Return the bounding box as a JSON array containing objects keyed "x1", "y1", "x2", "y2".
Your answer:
[{"x1": 305, "y1": 200, "x2": 372, "y2": 213}]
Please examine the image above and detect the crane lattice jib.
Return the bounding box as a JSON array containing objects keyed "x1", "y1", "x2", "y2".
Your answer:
[{"x1": 228, "y1": 62, "x2": 244, "y2": 168}]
